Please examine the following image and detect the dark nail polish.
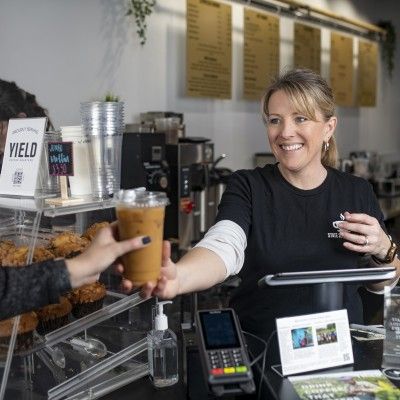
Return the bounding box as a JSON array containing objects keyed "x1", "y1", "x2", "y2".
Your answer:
[{"x1": 142, "y1": 236, "x2": 151, "y2": 244}]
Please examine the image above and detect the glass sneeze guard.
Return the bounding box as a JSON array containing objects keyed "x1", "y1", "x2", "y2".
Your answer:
[{"x1": 0, "y1": 196, "x2": 152, "y2": 400}]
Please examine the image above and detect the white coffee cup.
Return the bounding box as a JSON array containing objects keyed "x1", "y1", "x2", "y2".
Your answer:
[{"x1": 60, "y1": 126, "x2": 92, "y2": 197}]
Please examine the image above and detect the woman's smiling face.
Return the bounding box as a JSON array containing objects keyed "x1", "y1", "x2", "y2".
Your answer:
[{"x1": 266, "y1": 89, "x2": 334, "y2": 177}]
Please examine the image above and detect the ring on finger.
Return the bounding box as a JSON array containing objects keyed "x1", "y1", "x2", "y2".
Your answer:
[{"x1": 363, "y1": 235, "x2": 369, "y2": 246}]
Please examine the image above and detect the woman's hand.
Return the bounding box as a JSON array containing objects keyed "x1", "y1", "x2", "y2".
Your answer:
[
  {"x1": 66, "y1": 222, "x2": 151, "y2": 288},
  {"x1": 120, "y1": 241, "x2": 180, "y2": 300},
  {"x1": 338, "y1": 211, "x2": 391, "y2": 259}
]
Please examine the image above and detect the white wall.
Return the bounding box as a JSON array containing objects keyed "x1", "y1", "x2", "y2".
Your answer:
[{"x1": 1, "y1": 0, "x2": 399, "y2": 170}]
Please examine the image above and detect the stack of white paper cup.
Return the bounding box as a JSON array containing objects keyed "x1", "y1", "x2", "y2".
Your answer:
[{"x1": 60, "y1": 125, "x2": 92, "y2": 197}]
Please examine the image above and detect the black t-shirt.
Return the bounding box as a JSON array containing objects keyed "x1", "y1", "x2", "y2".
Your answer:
[{"x1": 216, "y1": 164, "x2": 385, "y2": 337}]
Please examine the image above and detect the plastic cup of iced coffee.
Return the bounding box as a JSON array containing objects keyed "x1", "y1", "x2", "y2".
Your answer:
[{"x1": 114, "y1": 188, "x2": 169, "y2": 286}]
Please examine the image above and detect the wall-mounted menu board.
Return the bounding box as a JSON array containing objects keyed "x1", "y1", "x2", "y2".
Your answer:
[
  {"x1": 330, "y1": 32, "x2": 354, "y2": 107},
  {"x1": 243, "y1": 9, "x2": 279, "y2": 100},
  {"x1": 294, "y1": 23, "x2": 321, "y2": 74},
  {"x1": 357, "y1": 40, "x2": 377, "y2": 107},
  {"x1": 186, "y1": 0, "x2": 232, "y2": 99}
]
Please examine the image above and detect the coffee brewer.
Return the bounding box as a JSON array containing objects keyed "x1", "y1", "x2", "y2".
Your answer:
[
  {"x1": 164, "y1": 138, "x2": 215, "y2": 251},
  {"x1": 120, "y1": 127, "x2": 170, "y2": 193}
]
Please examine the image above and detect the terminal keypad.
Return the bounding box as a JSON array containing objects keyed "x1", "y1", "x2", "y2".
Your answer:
[{"x1": 207, "y1": 349, "x2": 248, "y2": 376}]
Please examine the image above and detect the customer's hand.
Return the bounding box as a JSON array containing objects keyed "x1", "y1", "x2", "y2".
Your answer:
[
  {"x1": 339, "y1": 211, "x2": 391, "y2": 259},
  {"x1": 120, "y1": 241, "x2": 180, "y2": 299},
  {"x1": 66, "y1": 222, "x2": 151, "y2": 288}
]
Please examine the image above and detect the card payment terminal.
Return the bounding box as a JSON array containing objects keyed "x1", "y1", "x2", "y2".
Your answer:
[{"x1": 195, "y1": 309, "x2": 255, "y2": 396}]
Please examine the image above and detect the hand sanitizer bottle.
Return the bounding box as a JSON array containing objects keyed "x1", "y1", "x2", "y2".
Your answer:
[{"x1": 147, "y1": 300, "x2": 178, "y2": 387}]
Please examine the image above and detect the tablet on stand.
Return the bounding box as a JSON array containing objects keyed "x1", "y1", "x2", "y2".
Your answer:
[{"x1": 258, "y1": 266, "x2": 396, "y2": 313}]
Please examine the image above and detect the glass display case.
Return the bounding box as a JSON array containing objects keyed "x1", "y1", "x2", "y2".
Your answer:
[{"x1": 0, "y1": 196, "x2": 152, "y2": 400}]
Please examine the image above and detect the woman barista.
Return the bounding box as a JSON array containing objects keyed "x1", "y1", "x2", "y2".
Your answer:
[{"x1": 133, "y1": 69, "x2": 400, "y2": 339}]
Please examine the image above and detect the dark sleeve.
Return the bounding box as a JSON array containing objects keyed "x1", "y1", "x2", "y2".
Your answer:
[
  {"x1": 215, "y1": 171, "x2": 252, "y2": 237},
  {"x1": 0, "y1": 259, "x2": 71, "y2": 320}
]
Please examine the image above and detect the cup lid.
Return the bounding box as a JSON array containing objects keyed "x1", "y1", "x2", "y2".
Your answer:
[
  {"x1": 60, "y1": 126, "x2": 83, "y2": 135},
  {"x1": 114, "y1": 188, "x2": 169, "y2": 207}
]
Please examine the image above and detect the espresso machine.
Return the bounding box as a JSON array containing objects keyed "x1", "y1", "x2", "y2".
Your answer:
[
  {"x1": 120, "y1": 127, "x2": 170, "y2": 193},
  {"x1": 164, "y1": 138, "x2": 215, "y2": 251},
  {"x1": 140, "y1": 111, "x2": 184, "y2": 144}
]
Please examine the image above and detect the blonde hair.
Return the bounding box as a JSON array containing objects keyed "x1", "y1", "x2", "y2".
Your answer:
[{"x1": 262, "y1": 69, "x2": 338, "y2": 168}]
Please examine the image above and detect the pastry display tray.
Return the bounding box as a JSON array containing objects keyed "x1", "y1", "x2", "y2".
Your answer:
[
  {"x1": 1, "y1": 292, "x2": 151, "y2": 400},
  {"x1": 0, "y1": 196, "x2": 150, "y2": 400},
  {"x1": 0, "y1": 225, "x2": 53, "y2": 247}
]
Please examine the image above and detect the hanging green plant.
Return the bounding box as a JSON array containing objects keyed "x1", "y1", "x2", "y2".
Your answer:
[
  {"x1": 126, "y1": 0, "x2": 156, "y2": 46},
  {"x1": 377, "y1": 20, "x2": 396, "y2": 78}
]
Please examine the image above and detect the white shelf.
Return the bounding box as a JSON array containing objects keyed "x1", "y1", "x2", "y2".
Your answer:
[
  {"x1": 0, "y1": 195, "x2": 45, "y2": 212},
  {"x1": 0, "y1": 195, "x2": 115, "y2": 216},
  {"x1": 43, "y1": 197, "x2": 115, "y2": 217}
]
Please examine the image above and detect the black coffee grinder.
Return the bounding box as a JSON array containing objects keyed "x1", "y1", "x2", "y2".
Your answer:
[{"x1": 120, "y1": 128, "x2": 170, "y2": 193}]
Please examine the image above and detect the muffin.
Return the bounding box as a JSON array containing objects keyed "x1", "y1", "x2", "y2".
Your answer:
[
  {"x1": 48, "y1": 231, "x2": 90, "y2": 258},
  {"x1": 35, "y1": 296, "x2": 72, "y2": 335},
  {"x1": 2, "y1": 246, "x2": 54, "y2": 267},
  {"x1": 0, "y1": 240, "x2": 16, "y2": 266},
  {"x1": 67, "y1": 282, "x2": 107, "y2": 319},
  {"x1": 82, "y1": 222, "x2": 110, "y2": 241},
  {"x1": 2, "y1": 246, "x2": 30, "y2": 267},
  {"x1": 0, "y1": 312, "x2": 38, "y2": 355},
  {"x1": 32, "y1": 247, "x2": 55, "y2": 263}
]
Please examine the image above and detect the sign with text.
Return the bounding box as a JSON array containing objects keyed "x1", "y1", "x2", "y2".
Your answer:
[
  {"x1": 186, "y1": 0, "x2": 232, "y2": 99},
  {"x1": 382, "y1": 286, "x2": 400, "y2": 369},
  {"x1": 357, "y1": 40, "x2": 378, "y2": 107},
  {"x1": 330, "y1": 32, "x2": 354, "y2": 106},
  {"x1": 294, "y1": 22, "x2": 321, "y2": 74},
  {"x1": 276, "y1": 309, "x2": 353, "y2": 376},
  {"x1": 290, "y1": 370, "x2": 400, "y2": 399},
  {"x1": 48, "y1": 141, "x2": 74, "y2": 176},
  {"x1": 243, "y1": 8, "x2": 279, "y2": 100},
  {"x1": 0, "y1": 117, "x2": 46, "y2": 197}
]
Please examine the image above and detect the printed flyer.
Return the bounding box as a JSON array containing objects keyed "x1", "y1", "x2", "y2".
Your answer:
[
  {"x1": 276, "y1": 309, "x2": 353, "y2": 376},
  {"x1": 289, "y1": 369, "x2": 400, "y2": 400},
  {"x1": 0, "y1": 117, "x2": 46, "y2": 196}
]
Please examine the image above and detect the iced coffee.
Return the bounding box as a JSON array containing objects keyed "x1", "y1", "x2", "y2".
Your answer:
[{"x1": 115, "y1": 189, "x2": 169, "y2": 286}]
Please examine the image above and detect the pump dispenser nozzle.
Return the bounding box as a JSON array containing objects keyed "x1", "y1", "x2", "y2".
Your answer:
[{"x1": 155, "y1": 301, "x2": 172, "y2": 331}]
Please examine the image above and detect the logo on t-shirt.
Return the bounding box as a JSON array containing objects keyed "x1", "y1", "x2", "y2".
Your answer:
[{"x1": 328, "y1": 213, "x2": 345, "y2": 238}]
